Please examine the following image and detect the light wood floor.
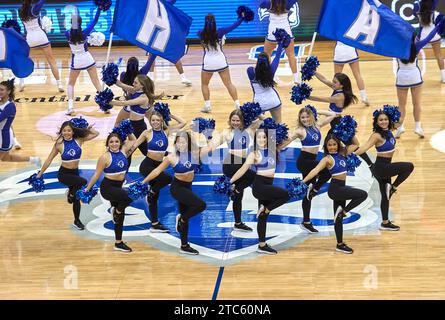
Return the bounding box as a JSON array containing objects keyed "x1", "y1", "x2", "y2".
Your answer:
[{"x1": 1, "y1": 41, "x2": 445, "y2": 299}]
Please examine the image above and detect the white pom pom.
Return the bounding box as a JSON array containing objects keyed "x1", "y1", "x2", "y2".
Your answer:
[
  {"x1": 87, "y1": 32, "x2": 105, "y2": 46},
  {"x1": 40, "y1": 16, "x2": 52, "y2": 33}
]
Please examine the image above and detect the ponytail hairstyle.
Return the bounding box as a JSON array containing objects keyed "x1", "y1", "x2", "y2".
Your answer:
[
  {"x1": 0, "y1": 78, "x2": 16, "y2": 101},
  {"x1": 270, "y1": 0, "x2": 287, "y2": 14},
  {"x1": 137, "y1": 75, "x2": 163, "y2": 106},
  {"x1": 297, "y1": 107, "x2": 316, "y2": 129},
  {"x1": 19, "y1": 0, "x2": 34, "y2": 22},
  {"x1": 372, "y1": 111, "x2": 394, "y2": 139},
  {"x1": 69, "y1": 14, "x2": 84, "y2": 44},
  {"x1": 122, "y1": 57, "x2": 139, "y2": 86},
  {"x1": 200, "y1": 14, "x2": 218, "y2": 50},
  {"x1": 334, "y1": 73, "x2": 358, "y2": 108},
  {"x1": 55, "y1": 121, "x2": 91, "y2": 144},
  {"x1": 419, "y1": 0, "x2": 434, "y2": 26},
  {"x1": 105, "y1": 132, "x2": 124, "y2": 150},
  {"x1": 254, "y1": 53, "x2": 276, "y2": 88},
  {"x1": 323, "y1": 133, "x2": 346, "y2": 156}
]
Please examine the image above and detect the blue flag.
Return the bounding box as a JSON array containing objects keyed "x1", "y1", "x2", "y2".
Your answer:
[
  {"x1": 317, "y1": 0, "x2": 415, "y2": 59},
  {"x1": 112, "y1": 0, "x2": 192, "y2": 63},
  {"x1": 0, "y1": 27, "x2": 34, "y2": 78}
]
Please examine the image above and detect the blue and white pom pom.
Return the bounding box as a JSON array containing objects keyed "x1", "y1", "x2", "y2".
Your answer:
[
  {"x1": 286, "y1": 178, "x2": 308, "y2": 200},
  {"x1": 95, "y1": 88, "x2": 114, "y2": 112},
  {"x1": 333, "y1": 115, "x2": 357, "y2": 142},
  {"x1": 192, "y1": 117, "x2": 215, "y2": 138},
  {"x1": 40, "y1": 16, "x2": 52, "y2": 33},
  {"x1": 153, "y1": 102, "x2": 171, "y2": 125},
  {"x1": 101, "y1": 58, "x2": 122, "y2": 86},
  {"x1": 127, "y1": 182, "x2": 150, "y2": 201},
  {"x1": 304, "y1": 105, "x2": 318, "y2": 121},
  {"x1": 273, "y1": 28, "x2": 291, "y2": 48},
  {"x1": 346, "y1": 153, "x2": 362, "y2": 173},
  {"x1": 1, "y1": 19, "x2": 21, "y2": 34},
  {"x1": 240, "y1": 102, "x2": 262, "y2": 127},
  {"x1": 70, "y1": 116, "x2": 89, "y2": 129},
  {"x1": 290, "y1": 83, "x2": 312, "y2": 105},
  {"x1": 76, "y1": 185, "x2": 98, "y2": 204},
  {"x1": 301, "y1": 56, "x2": 320, "y2": 82},
  {"x1": 111, "y1": 126, "x2": 126, "y2": 141},
  {"x1": 94, "y1": 0, "x2": 112, "y2": 11},
  {"x1": 259, "y1": 117, "x2": 289, "y2": 145},
  {"x1": 383, "y1": 105, "x2": 401, "y2": 123},
  {"x1": 28, "y1": 173, "x2": 45, "y2": 193},
  {"x1": 237, "y1": 5, "x2": 254, "y2": 22},
  {"x1": 213, "y1": 175, "x2": 233, "y2": 197},
  {"x1": 118, "y1": 119, "x2": 134, "y2": 136}
]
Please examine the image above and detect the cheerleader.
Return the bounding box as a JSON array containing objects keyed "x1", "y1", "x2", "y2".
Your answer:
[
  {"x1": 130, "y1": 111, "x2": 186, "y2": 233},
  {"x1": 333, "y1": 41, "x2": 370, "y2": 106},
  {"x1": 65, "y1": 7, "x2": 102, "y2": 115},
  {"x1": 247, "y1": 40, "x2": 285, "y2": 122},
  {"x1": 36, "y1": 120, "x2": 99, "y2": 230},
  {"x1": 84, "y1": 132, "x2": 136, "y2": 253},
  {"x1": 18, "y1": 0, "x2": 63, "y2": 92},
  {"x1": 208, "y1": 110, "x2": 264, "y2": 232},
  {"x1": 141, "y1": 131, "x2": 212, "y2": 255},
  {"x1": 414, "y1": 0, "x2": 445, "y2": 82},
  {"x1": 278, "y1": 106, "x2": 337, "y2": 233},
  {"x1": 199, "y1": 13, "x2": 247, "y2": 112},
  {"x1": 303, "y1": 134, "x2": 368, "y2": 254},
  {"x1": 113, "y1": 56, "x2": 156, "y2": 126},
  {"x1": 0, "y1": 79, "x2": 41, "y2": 166},
  {"x1": 354, "y1": 109, "x2": 414, "y2": 231},
  {"x1": 146, "y1": 56, "x2": 192, "y2": 86},
  {"x1": 260, "y1": 0, "x2": 299, "y2": 84},
  {"x1": 394, "y1": 21, "x2": 444, "y2": 139},
  {"x1": 230, "y1": 129, "x2": 290, "y2": 254},
  {"x1": 110, "y1": 75, "x2": 163, "y2": 157}
]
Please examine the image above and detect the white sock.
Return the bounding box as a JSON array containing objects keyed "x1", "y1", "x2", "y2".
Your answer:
[
  {"x1": 19, "y1": 78, "x2": 25, "y2": 86},
  {"x1": 415, "y1": 121, "x2": 422, "y2": 130},
  {"x1": 180, "y1": 73, "x2": 187, "y2": 81},
  {"x1": 148, "y1": 72, "x2": 154, "y2": 80},
  {"x1": 68, "y1": 99, "x2": 74, "y2": 110},
  {"x1": 204, "y1": 100, "x2": 211, "y2": 108},
  {"x1": 29, "y1": 157, "x2": 39, "y2": 164},
  {"x1": 441, "y1": 69, "x2": 445, "y2": 80},
  {"x1": 293, "y1": 73, "x2": 300, "y2": 83},
  {"x1": 234, "y1": 100, "x2": 240, "y2": 108},
  {"x1": 56, "y1": 79, "x2": 62, "y2": 87},
  {"x1": 359, "y1": 89, "x2": 368, "y2": 101}
]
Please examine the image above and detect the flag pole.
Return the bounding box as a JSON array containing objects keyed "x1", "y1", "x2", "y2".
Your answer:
[
  {"x1": 307, "y1": 32, "x2": 317, "y2": 57},
  {"x1": 102, "y1": 32, "x2": 114, "y2": 90}
]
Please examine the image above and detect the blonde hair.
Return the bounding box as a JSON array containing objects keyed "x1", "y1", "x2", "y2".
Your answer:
[{"x1": 297, "y1": 107, "x2": 317, "y2": 129}]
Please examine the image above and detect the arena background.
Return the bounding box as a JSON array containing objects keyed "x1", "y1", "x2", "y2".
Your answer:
[{"x1": 1, "y1": 0, "x2": 444, "y2": 45}]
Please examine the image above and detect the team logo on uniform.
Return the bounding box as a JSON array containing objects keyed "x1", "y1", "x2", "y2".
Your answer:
[
  {"x1": 184, "y1": 161, "x2": 192, "y2": 169},
  {"x1": 0, "y1": 143, "x2": 386, "y2": 265},
  {"x1": 117, "y1": 160, "x2": 125, "y2": 168},
  {"x1": 312, "y1": 133, "x2": 319, "y2": 141},
  {"x1": 156, "y1": 140, "x2": 164, "y2": 148},
  {"x1": 258, "y1": 3, "x2": 300, "y2": 29},
  {"x1": 390, "y1": 138, "x2": 395, "y2": 145},
  {"x1": 340, "y1": 160, "x2": 347, "y2": 168},
  {"x1": 67, "y1": 149, "x2": 76, "y2": 157}
]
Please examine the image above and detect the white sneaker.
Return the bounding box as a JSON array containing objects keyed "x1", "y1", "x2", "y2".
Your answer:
[
  {"x1": 57, "y1": 84, "x2": 64, "y2": 93},
  {"x1": 66, "y1": 107, "x2": 75, "y2": 116},
  {"x1": 181, "y1": 77, "x2": 192, "y2": 87},
  {"x1": 362, "y1": 99, "x2": 370, "y2": 107},
  {"x1": 18, "y1": 83, "x2": 25, "y2": 92},
  {"x1": 13, "y1": 137, "x2": 22, "y2": 150},
  {"x1": 395, "y1": 126, "x2": 405, "y2": 139},
  {"x1": 414, "y1": 127, "x2": 424, "y2": 138},
  {"x1": 201, "y1": 105, "x2": 211, "y2": 113}
]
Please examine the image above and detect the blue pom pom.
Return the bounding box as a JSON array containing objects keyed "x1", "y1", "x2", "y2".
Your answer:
[
  {"x1": 273, "y1": 28, "x2": 291, "y2": 48},
  {"x1": 69, "y1": 116, "x2": 89, "y2": 129},
  {"x1": 259, "y1": 117, "x2": 289, "y2": 145},
  {"x1": 304, "y1": 105, "x2": 318, "y2": 121},
  {"x1": 213, "y1": 175, "x2": 233, "y2": 197},
  {"x1": 153, "y1": 102, "x2": 171, "y2": 125},
  {"x1": 290, "y1": 83, "x2": 312, "y2": 105},
  {"x1": 240, "y1": 102, "x2": 262, "y2": 127},
  {"x1": 127, "y1": 182, "x2": 150, "y2": 201},
  {"x1": 101, "y1": 63, "x2": 119, "y2": 86},
  {"x1": 1, "y1": 19, "x2": 21, "y2": 34},
  {"x1": 118, "y1": 119, "x2": 134, "y2": 136},
  {"x1": 194, "y1": 164, "x2": 203, "y2": 173},
  {"x1": 95, "y1": 88, "x2": 114, "y2": 112},
  {"x1": 333, "y1": 115, "x2": 357, "y2": 142},
  {"x1": 94, "y1": 0, "x2": 112, "y2": 11},
  {"x1": 111, "y1": 126, "x2": 126, "y2": 141},
  {"x1": 237, "y1": 5, "x2": 254, "y2": 22},
  {"x1": 383, "y1": 105, "x2": 401, "y2": 123},
  {"x1": 28, "y1": 173, "x2": 45, "y2": 193},
  {"x1": 301, "y1": 56, "x2": 320, "y2": 81},
  {"x1": 192, "y1": 117, "x2": 216, "y2": 138},
  {"x1": 346, "y1": 153, "x2": 362, "y2": 173},
  {"x1": 286, "y1": 178, "x2": 308, "y2": 200},
  {"x1": 76, "y1": 185, "x2": 98, "y2": 204}
]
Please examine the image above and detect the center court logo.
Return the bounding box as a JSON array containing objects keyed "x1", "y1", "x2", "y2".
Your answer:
[{"x1": 0, "y1": 143, "x2": 381, "y2": 265}]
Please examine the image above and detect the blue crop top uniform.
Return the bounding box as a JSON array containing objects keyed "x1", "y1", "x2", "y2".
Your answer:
[
  {"x1": 173, "y1": 153, "x2": 197, "y2": 177},
  {"x1": 147, "y1": 129, "x2": 168, "y2": 154},
  {"x1": 301, "y1": 126, "x2": 321, "y2": 148},
  {"x1": 375, "y1": 131, "x2": 396, "y2": 154},
  {"x1": 228, "y1": 129, "x2": 251, "y2": 155},
  {"x1": 255, "y1": 149, "x2": 276, "y2": 175},
  {"x1": 128, "y1": 91, "x2": 148, "y2": 117},
  {"x1": 104, "y1": 150, "x2": 129, "y2": 177},
  {"x1": 61, "y1": 139, "x2": 82, "y2": 163},
  {"x1": 329, "y1": 90, "x2": 344, "y2": 114},
  {"x1": 328, "y1": 153, "x2": 347, "y2": 177},
  {"x1": 0, "y1": 100, "x2": 16, "y2": 152}
]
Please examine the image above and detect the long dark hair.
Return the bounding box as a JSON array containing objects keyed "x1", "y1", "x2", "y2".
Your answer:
[
  {"x1": 400, "y1": 34, "x2": 418, "y2": 64},
  {"x1": 270, "y1": 0, "x2": 287, "y2": 14},
  {"x1": 255, "y1": 53, "x2": 276, "y2": 88},
  {"x1": 122, "y1": 57, "x2": 139, "y2": 86},
  {"x1": 56, "y1": 121, "x2": 91, "y2": 143},
  {"x1": 174, "y1": 130, "x2": 192, "y2": 155},
  {"x1": 372, "y1": 111, "x2": 394, "y2": 139},
  {"x1": 334, "y1": 73, "x2": 357, "y2": 108},
  {"x1": 105, "y1": 133, "x2": 124, "y2": 149},
  {"x1": 0, "y1": 78, "x2": 15, "y2": 101},
  {"x1": 200, "y1": 14, "x2": 218, "y2": 50},
  {"x1": 69, "y1": 15, "x2": 84, "y2": 44},
  {"x1": 137, "y1": 75, "x2": 163, "y2": 106},
  {"x1": 19, "y1": 0, "x2": 34, "y2": 22},
  {"x1": 419, "y1": 0, "x2": 434, "y2": 26},
  {"x1": 323, "y1": 134, "x2": 346, "y2": 156},
  {"x1": 254, "y1": 129, "x2": 278, "y2": 161}
]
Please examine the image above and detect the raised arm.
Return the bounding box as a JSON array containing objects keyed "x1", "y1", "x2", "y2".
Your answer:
[
  {"x1": 36, "y1": 144, "x2": 59, "y2": 178},
  {"x1": 278, "y1": 129, "x2": 303, "y2": 151},
  {"x1": 230, "y1": 152, "x2": 256, "y2": 184},
  {"x1": 31, "y1": 0, "x2": 45, "y2": 16},
  {"x1": 115, "y1": 80, "x2": 137, "y2": 93},
  {"x1": 110, "y1": 95, "x2": 148, "y2": 107},
  {"x1": 139, "y1": 54, "x2": 157, "y2": 75},
  {"x1": 83, "y1": 7, "x2": 101, "y2": 37},
  {"x1": 129, "y1": 130, "x2": 149, "y2": 154},
  {"x1": 415, "y1": 21, "x2": 444, "y2": 52},
  {"x1": 168, "y1": 114, "x2": 187, "y2": 132},
  {"x1": 317, "y1": 111, "x2": 339, "y2": 127},
  {"x1": 302, "y1": 157, "x2": 329, "y2": 183},
  {"x1": 80, "y1": 127, "x2": 100, "y2": 143},
  {"x1": 308, "y1": 93, "x2": 344, "y2": 107},
  {"x1": 270, "y1": 44, "x2": 284, "y2": 77},
  {"x1": 206, "y1": 131, "x2": 225, "y2": 153},
  {"x1": 217, "y1": 18, "x2": 243, "y2": 39},
  {"x1": 85, "y1": 154, "x2": 108, "y2": 192},
  {"x1": 314, "y1": 71, "x2": 334, "y2": 88},
  {"x1": 259, "y1": 1, "x2": 271, "y2": 9},
  {"x1": 248, "y1": 114, "x2": 266, "y2": 132},
  {"x1": 142, "y1": 157, "x2": 171, "y2": 184}
]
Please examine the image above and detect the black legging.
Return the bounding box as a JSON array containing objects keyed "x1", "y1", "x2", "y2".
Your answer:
[
  {"x1": 139, "y1": 157, "x2": 172, "y2": 223},
  {"x1": 222, "y1": 154, "x2": 256, "y2": 224},
  {"x1": 328, "y1": 179, "x2": 368, "y2": 244},
  {"x1": 252, "y1": 175, "x2": 290, "y2": 242},
  {"x1": 100, "y1": 177, "x2": 133, "y2": 241},
  {"x1": 297, "y1": 151, "x2": 331, "y2": 222},
  {"x1": 373, "y1": 156, "x2": 414, "y2": 220},
  {"x1": 57, "y1": 166, "x2": 87, "y2": 222},
  {"x1": 170, "y1": 178, "x2": 206, "y2": 246}
]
